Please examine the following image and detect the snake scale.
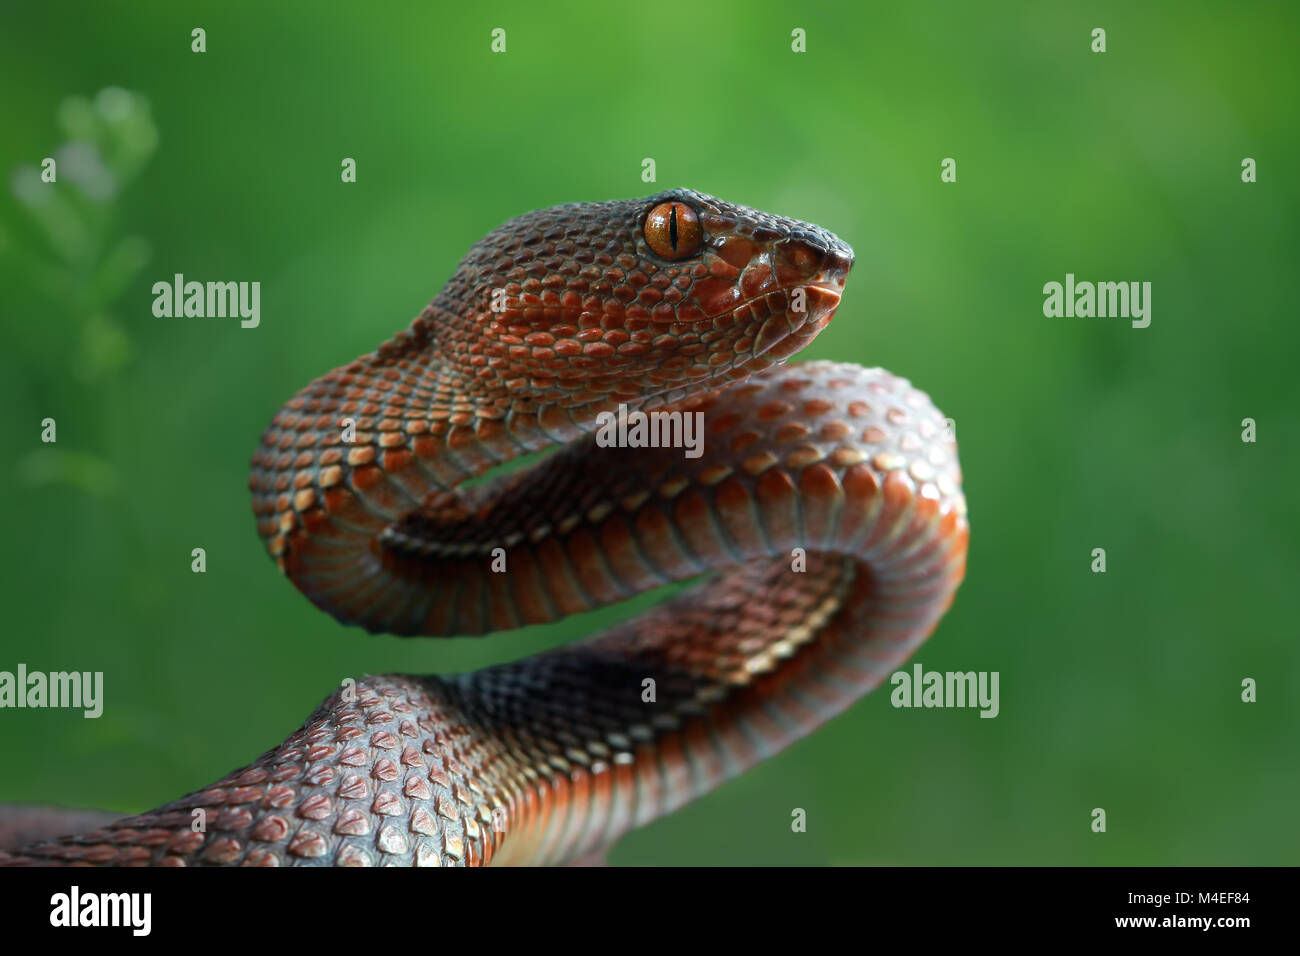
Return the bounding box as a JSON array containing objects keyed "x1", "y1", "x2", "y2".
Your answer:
[{"x1": 2, "y1": 189, "x2": 968, "y2": 866}]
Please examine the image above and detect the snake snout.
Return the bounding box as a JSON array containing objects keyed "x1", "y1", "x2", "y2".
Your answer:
[
  {"x1": 744, "y1": 230, "x2": 854, "y2": 363},
  {"x1": 780, "y1": 227, "x2": 854, "y2": 292},
  {"x1": 817, "y1": 240, "x2": 854, "y2": 288}
]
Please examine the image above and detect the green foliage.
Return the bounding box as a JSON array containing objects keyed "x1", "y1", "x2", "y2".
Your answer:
[{"x1": 5, "y1": 87, "x2": 157, "y2": 494}]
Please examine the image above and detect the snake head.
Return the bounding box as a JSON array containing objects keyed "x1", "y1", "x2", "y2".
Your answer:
[{"x1": 442, "y1": 187, "x2": 854, "y2": 409}]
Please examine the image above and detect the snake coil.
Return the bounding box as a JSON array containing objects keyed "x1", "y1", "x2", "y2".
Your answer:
[{"x1": 3, "y1": 189, "x2": 967, "y2": 866}]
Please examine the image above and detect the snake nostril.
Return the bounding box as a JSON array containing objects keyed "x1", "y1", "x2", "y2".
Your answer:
[{"x1": 820, "y1": 245, "x2": 854, "y2": 285}]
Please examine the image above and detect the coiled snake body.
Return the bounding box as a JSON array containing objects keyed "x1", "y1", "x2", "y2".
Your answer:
[{"x1": 3, "y1": 189, "x2": 968, "y2": 866}]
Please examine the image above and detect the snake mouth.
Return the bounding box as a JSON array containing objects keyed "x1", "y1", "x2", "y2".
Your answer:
[
  {"x1": 806, "y1": 280, "x2": 845, "y2": 301},
  {"x1": 746, "y1": 281, "x2": 844, "y2": 361}
]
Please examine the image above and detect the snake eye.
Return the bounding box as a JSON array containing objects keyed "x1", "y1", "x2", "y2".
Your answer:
[{"x1": 644, "y1": 201, "x2": 702, "y2": 260}]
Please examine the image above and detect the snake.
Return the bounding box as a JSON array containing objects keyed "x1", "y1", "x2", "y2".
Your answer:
[{"x1": 1, "y1": 189, "x2": 968, "y2": 866}]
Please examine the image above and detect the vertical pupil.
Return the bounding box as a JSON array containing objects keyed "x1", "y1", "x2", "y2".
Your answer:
[{"x1": 668, "y1": 205, "x2": 678, "y2": 250}]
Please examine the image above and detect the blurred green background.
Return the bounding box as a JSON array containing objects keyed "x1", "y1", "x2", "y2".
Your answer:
[{"x1": 1, "y1": 0, "x2": 1296, "y2": 865}]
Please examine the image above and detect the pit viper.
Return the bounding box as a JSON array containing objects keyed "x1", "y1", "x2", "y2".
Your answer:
[{"x1": 1, "y1": 189, "x2": 968, "y2": 866}]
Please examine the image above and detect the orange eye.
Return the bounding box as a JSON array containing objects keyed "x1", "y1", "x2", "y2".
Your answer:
[{"x1": 644, "y1": 202, "x2": 702, "y2": 260}]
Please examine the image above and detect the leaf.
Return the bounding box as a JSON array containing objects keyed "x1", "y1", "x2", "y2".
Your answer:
[
  {"x1": 74, "y1": 312, "x2": 134, "y2": 382},
  {"x1": 17, "y1": 448, "x2": 120, "y2": 496}
]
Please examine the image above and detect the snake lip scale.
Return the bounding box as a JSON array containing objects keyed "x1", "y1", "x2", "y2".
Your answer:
[{"x1": 2, "y1": 188, "x2": 968, "y2": 867}]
